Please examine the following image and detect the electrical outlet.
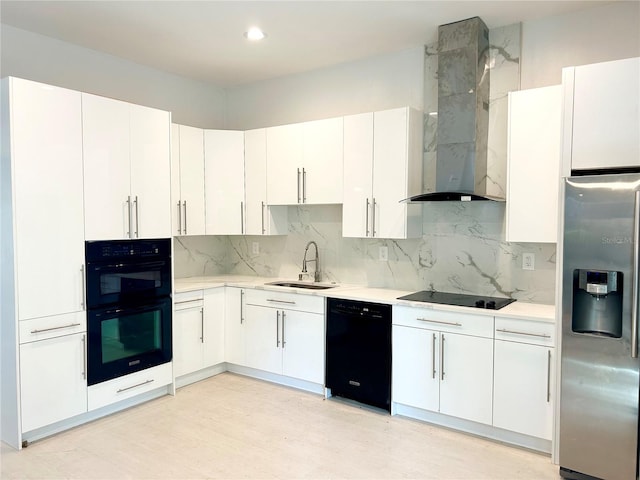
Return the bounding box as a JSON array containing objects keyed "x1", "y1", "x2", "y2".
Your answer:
[
  {"x1": 379, "y1": 246, "x2": 388, "y2": 262},
  {"x1": 252, "y1": 242, "x2": 260, "y2": 255},
  {"x1": 522, "y1": 252, "x2": 535, "y2": 270}
]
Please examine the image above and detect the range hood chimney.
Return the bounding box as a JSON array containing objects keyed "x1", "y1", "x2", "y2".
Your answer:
[{"x1": 406, "y1": 17, "x2": 502, "y2": 202}]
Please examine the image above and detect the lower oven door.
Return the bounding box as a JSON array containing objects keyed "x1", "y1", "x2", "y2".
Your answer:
[{"x1": 87, "y1": 297, "x2": 172, "y2": 386}]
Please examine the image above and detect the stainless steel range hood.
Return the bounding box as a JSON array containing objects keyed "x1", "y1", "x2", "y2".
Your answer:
[{"x1": 405, "y1": 17, "x2": 502, "y2": 203}]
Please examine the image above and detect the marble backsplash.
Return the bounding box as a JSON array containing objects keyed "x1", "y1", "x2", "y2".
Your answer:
[{"x1": 173, "y1": 22, "x2": 557, "y2": 305}]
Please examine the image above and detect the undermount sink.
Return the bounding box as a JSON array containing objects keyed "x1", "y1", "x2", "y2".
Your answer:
[{"x1": 264, "y1": 281, "x2": 337, "y2": 290}]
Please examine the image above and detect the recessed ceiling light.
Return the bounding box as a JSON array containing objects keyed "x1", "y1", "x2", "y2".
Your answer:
[{"x1": 244, "y1": 27, "x2": 266, "y2": 41}]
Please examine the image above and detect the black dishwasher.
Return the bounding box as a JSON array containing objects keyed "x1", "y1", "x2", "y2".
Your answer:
[{"x1": 325, "y1": 298, "x2": 392, "y2": 412}]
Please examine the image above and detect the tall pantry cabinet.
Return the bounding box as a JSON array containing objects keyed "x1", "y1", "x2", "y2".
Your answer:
[{"x1": 1, "y1": 77, "x2": 88, "y2": 449}]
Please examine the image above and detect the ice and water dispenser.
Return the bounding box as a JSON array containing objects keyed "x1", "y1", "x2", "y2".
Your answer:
[{"x1": 572, "y1": 269, "x2": 623, "y2": 338}]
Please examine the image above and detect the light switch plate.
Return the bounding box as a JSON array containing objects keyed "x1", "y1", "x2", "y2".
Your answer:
[
  {"x1": 252, "y1": 242, "x2": 260, "y2": 255},
  {"x1": 522, "y1": 252, "x2": 535, "y2": 270},
  {"x1": 379, "y1": 246, "x2": 388, "y2": 262}
]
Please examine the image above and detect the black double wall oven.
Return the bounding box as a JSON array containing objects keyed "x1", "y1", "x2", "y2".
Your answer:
[{"x1": 85, "y1": 238, "x2": 172, "y2": 386}]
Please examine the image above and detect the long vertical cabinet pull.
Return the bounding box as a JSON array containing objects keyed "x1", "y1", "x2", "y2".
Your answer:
[
  {"x1": 240, "y1": 202, "x2": 244, "y2": 234},
  {"x1": 177, "y1": 201, "x2": 182, "y2": 235},
  {"x1": 372, "y1": 198, "x2": 377, "y2": 237},
  {"x1": 183, "y1": 201, "x2": 188, "y2": 235},
  {"x1": 432, "y1": 333, "x2": 437, "y2": 379},
  {"x1": 365, "y1": 198, "x2": 370, "y2": 237},
  {"x1": 81, "y1": 334, "x2": 87, "y2": 380},
  {"x1": 632, "y1": 190, "x2": 639, "y2": 358},
  {"x1": 134, "y1": 196, "x2": 139, "y2": 238},
  {"x1": 126, "y1": 196, "x2": 132, "y2": 238},
  {"x1": 80, "y1": 264, "x2": 86, "y2": 310},
  {"x1": 440, "y1": 334, "x2": 445, "y2": 381},
  {"x1": 546, "y1": 349, "x2": 552, "y2": 403},
  {"x1": 302, "y1": 168, "x2": 307, "y2": 203},
  {"x1": 200, "y1": 308, "x2": 204, "y2": 343},
  {"x1": 240, "y1": 290, "x2": 244, "y2": 324},
  {"x1": 297, "y1": 168, "x2": 301, "y2": 203},
  {"x1": 276, "y1": 311, "x2": 281, "y2": 347},
  {"x1": 282, "y1": 311, "x2": 286, "y2": 347},
  {"x1": 261, "y1": 201, "x2": 266, "y2": 234}
]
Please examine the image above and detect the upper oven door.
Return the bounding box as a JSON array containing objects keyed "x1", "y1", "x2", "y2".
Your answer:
[{"x1": 85, "y1": 239, "x2": 171, "y2": 308}]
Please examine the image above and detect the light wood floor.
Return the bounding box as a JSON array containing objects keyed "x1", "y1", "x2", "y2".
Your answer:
[{"x1": 1, "y1": 373, "x2": 560, "y2": 479}]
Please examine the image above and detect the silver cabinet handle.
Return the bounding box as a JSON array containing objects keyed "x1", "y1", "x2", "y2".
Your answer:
[
  {"x1": 276, "y1": 311, "x2": 281, "y2": 347},
  {"x1": 240, "y1": 201, "x2": 244, "y2": 234},
  {"x1": 366, "y1": 198, "x2": 370, "y2": 237},
  {"x1": 432, "y1": 333, "x2": 437, "y2": 379},
  {"x1": 261, "y1": 201, "x2": 265, "y2": 235},
  {"x1": 496, "y1": 328, "x2": 551, "y2": 339},
  {"x1": 200, "y1": 308, "x2": 205, "y2": 343},
  {"x1": 126, "y1": 196, "x2": 132, "y2": 238},
  {"x1": 297, "y1": 168, "x2": 301, "y2": 203},
  {"x1": 302, "y1": 168, "x2": 307, "y2": 203},
  {"x1": 174, "y1": 299, "x2": 203, "y2": 306},
  {"x1": 372, "y1": 198, "x2": 377, "y2": 237},
  {"x1": 183, "y1": 200, "x2": 188, "y2": 235},
  {"x1": 440, "y1": 334, "x2": 445, "y2": 381},
  {"x1": 417, "y1": 318, "x2": 462, "y2": 327},
  {"x1": 633, "y1": 190, "x2": 639, "y2": 358},
  {"x1": 81, "y1": 334, "x2": 87, "y2": 380},
  {"x1": 134, "y1": 195, "x2": 139, "y2": 238},
  {"x1": 30, "y1": 323, "x2": 82, "y2": 334},
  {"x1": 240, "y1": 290, "x2": 244, "y2": 324},
  {"x1": 177, "y1": 201, "x2": 182, "y2": 235},
  {"x1": 80, "y1": 264, "x2": 86, "y2": 310},
  {"x1": 282, "y1": 311, "x2": 286, "y2": 347},
  {"x1": 546, "y1": 349, "x2": 552, "y2": 403},
  {"x1": 116, "y1": 379, "x2": 154, "y2": 393},
  {"x1": 266, "y1": 298, "x2": 296, "y2": 305}
]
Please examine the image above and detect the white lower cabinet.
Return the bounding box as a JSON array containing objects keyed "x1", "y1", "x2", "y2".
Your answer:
[
  {"x1": 224, "y1": 287, "x2": 246, "y2": 366},
  {"x1": 492, "y1": 317, "x2": 555, "y2": 440},
  {"x1": 243, "y1": 290, "x2": 325, "y2": 384},
  {"x1": 19, "y1": 330, "x2": 87, "y2": 433},
  {"x1": 173, "y1": 288, "x2": 225, "y2": 378},
  {"x1": 392, "y1": 306, "x2": 494, "y2": 425}
]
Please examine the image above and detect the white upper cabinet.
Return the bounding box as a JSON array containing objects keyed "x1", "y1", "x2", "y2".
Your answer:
[
  {"x1": 83, "y1": 93, "x2": 171, "y2": 240},
  {"x1": 171, "y1": 124, "x2": 205, "y2": 236},
  {"x1": 204, "y1": 129, "x2": 245, "y2": 235},
  {"x1": 506, "y1": 86, "x2": 561, "y2": 243},
  {"x1": 343, "y1": 107, "x2": 423, "y2": 239},
  {"x1": 244, "y1": 129, "x2": 287, "y2": 236},
  {"x1": 4, "y1": 78, "x2": 86, "y2": 321},
  {"x1": 562, "y1": 57, "x2": 640, "y2": 173},
  {"x1": 266, "y1": 117, "x2": 343, "y2": 205}
]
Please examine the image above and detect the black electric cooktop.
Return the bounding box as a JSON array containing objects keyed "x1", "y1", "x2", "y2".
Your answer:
[{"x1": 397, "y1": 291, "x2": 516, "y2": 310}]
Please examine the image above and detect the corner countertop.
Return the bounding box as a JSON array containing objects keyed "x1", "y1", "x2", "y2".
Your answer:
[{"x1": 173, "y1": 275, "x2": 555, "y2": 323}]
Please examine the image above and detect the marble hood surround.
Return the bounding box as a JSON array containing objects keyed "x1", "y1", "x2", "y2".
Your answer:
[{"x1": 406, "y1": 16, "x2": 501, "y2": 202}]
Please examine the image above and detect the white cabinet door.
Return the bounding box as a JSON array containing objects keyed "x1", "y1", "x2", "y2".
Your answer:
[
  {"x1": 9, "y1": 78, "x2": 85, "y2": 320},
  {"x1": 244, "y1": 305, "x2": 282, "y2": 375},
  {"x1": 173, "y1": 306, "x2": 204, "y2": 378},
  {"x1": 506, "y1": 86, "x2": 561, "y2": 243},
  {"x1": 569, "y1": 57, "x2": 640, "y2": 171},
  {"x1": 266, "y1": 123, "x2": 303, "y2": 205},
  {"x1": 225, "y1": 288, "x2": 246, "y2": 366},
  {"x1": 205, "y1": 130, "x2": 245, "y2": 235},
  {"x1": 82, "y1": 93, "x2": 131, "y2": 241},
  {"x1": 130, "y1": 104, "x2": 171, "y2": 239},
  {"x1": 373, "y1": 107, "x2": 421, "y2": 239},
  {"x1": 494, "y1": 341, "x2": 554, "y2": 440},
  {"x1": 343, "y1": 112, "x2": 374, "y2": 238},
  {"x1": 438, "y1": 333, "x2": 493, "y2": 425},
  {"x1": 392, "y1": 326, "x2": 439, "y2": 411},
  {"x1": 302, "y1": 117, "x2": 343, "y2": 204},
  {"x1": 281, "y1": 310, "x2": 324, "y2": 384},
  {"x1": 203, "y1": 288, "x2": 225, "y2": 368},
  {"x1": 20, "y1": 332, "x2": 87, "y2": 432},
  {"x1": 171, "y1": 124, "x2": 205, "y2": 236}
]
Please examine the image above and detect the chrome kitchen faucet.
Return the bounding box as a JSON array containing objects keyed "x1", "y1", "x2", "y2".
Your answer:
[{"x1": 300, "y1": 240, "x2": 321, "y2": 282}]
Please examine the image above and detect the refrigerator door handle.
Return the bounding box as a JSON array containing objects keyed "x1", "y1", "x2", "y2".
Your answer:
[{"x1": 632, "y1": 190, "x2": 640, "y2": 358}]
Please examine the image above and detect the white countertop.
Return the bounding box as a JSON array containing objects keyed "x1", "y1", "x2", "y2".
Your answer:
[{"x1": 174, "y1": 275, "x2": 555, "y2": 323}]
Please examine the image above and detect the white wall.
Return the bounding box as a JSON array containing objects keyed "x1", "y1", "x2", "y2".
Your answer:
[
  {"x1": 225, "y1": 46, "x2": 424, "y2": 130},
  {"x1": 0, "y1": 25, "x2": 227, "y2": 128},
  {"x1": 521, "y1": 1, "x2": 640, "y2": 89}
]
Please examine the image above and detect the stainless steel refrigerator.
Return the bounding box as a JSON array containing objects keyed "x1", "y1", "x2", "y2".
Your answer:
[{"x1": 560, "y1": 172, "x2": 640, "y2": 480}]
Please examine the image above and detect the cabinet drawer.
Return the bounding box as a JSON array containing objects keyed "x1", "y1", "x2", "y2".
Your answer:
[
  {"x1": 495, "y1": 317, "x2": 555, "y2": 347},
  {"x1": 393, "y1": 305, "x2": 493, "y2": 338},
  {"x1": 174, "y1": 290, "x2": 204, "y2": 310},
  {"x1": 87, "y1": 362, "x2": 172, "y2": 411},
  {"x1": 19, "y1": 311, "x2": 86, "y2": 344},
  {"x1": 245, "y1": 289, "x2": 325, "y2": 314}
]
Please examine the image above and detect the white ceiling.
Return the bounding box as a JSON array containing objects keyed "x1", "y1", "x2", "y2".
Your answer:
[{"x1": 0, "y1": 1, "x2": 614, "y2": 87}]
